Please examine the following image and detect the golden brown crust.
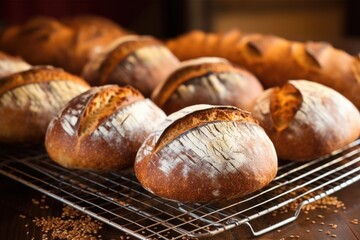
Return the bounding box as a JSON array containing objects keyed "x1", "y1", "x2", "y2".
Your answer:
[
  {"x1": 0, "y1": 16, "x2": 74, "y2": 69},
  {"x1": 270, "y1": 83, "x2": 303, "y2": 131},
  {"x1": 252, "y1": 80, "x2": 360, "y2": 161},
  {"x1": 78, "y1": 86, "x2": 143, "y2": 136},
  {"x1": 135, "y1": 104, "x2": 277, "y2": 203},
  {"x1": 154, "y1": 106, "x2": 256, "y2": 153},
  {"x1": 167, "y1": 30, "x2": 360, "y2": 110},
  {"x1": 45, "y1": 85, "x2": 166, "y2": 171},
  {"x1": 82, "y1": 35, "x2": 180, "y2": 97},
  {"x1": 152, "y1": 60, "x2": 237, "y2": 107},
  {"x1": 0, "y1": 15, "x2": 129, "y2": 74},
  {"x1": 151, "y1": 57, "x2": 264, "y2": 114},
  {"x1": 0, "y1": 67, "x2": 88, "y2": 96},
  {"x1": 0, "y1": 67, "x2": 90, "y2": 143},
  {"x1": 97, "y1": 37, "x2": 163, "y2": 85}
]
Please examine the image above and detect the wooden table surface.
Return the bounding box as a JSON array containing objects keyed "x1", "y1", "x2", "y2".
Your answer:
[{"x1": 0, "y1": 173, "x2": 359, "y2": 240}]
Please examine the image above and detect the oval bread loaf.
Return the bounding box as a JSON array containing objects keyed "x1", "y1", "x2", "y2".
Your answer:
[
  {"x1": 0, "y1": 66, "x2": 90, "y2": 143},
  {"x1": 135, "y1": 104, "x2": 278, "y2": 203},
  {"x1": 252, "y1": 80, "x2": 360, "y2": 161},
  {"x1": 82, "y1": 35, "x2": 180, "y2": 97},
  {"x1": 45, "y1": 85, "x2": 166, "y2": 171},
  {"x1": 151, "y1": 57, "x2": 263, "y2": 114}
]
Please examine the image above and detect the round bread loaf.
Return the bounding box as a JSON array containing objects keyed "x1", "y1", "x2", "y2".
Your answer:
[
  {"x1": 151, "y1": 57, "x2": 263, "y2": 114},
  {"x1": 134, "y1": 104, "x2": 278, "y2": 203},
  {"x1": 82, "y1": 35, "x2": 180, "y2": 97},
  {"x1": 45, "y1": 85, "x2": 166, "y2": 171},
  {"x1": 252, "y1": 80, "x2": 360, "y2": 161},
  {"x1": 0, "y1": 66, "x2": 90, "y2": 143},
  {"x1": 0, "y1": 51, "x2": 31, "y2": 79}
]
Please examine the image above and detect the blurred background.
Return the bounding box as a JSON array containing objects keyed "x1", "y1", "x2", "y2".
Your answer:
[{"x1": 0, "y1": 0, "x2": 359, "y2": 53}]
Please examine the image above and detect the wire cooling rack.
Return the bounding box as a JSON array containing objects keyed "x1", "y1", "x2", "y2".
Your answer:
[{"x1": 0, "y1": 139, "x2": 360, "y2": 240}]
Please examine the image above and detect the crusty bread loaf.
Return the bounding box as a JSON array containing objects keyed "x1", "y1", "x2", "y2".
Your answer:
[
  {"x1": 167, "y1": 30, "x2": 360, "y2": 110},
  {"x1": 0, "y1": 51, "x2": 31, "y2": 79},
  {"x1": 0, "y1": 66, "x2": 90, "y2": 143},
  {"x1": 135, "y1": 104, "x2": 278, "y2": 203},
  {"x1": 252, "y1": 80, "x2": 360, "y2": 161},
  {"x1": 0, "y1": 15, "x2": 128, "y2": 74},
  {"x1": 151, "y1": 57, "x2": 263, "y2": 114},
  {"x1": 60, "y1": 15, "x2": 129, "y2": 74},
  {"x1": 82, "y1": 35, "x2": 180, "y2": 97},
  {"x1": 45, "y1": 85, "x2": 166, "y2": 171}
]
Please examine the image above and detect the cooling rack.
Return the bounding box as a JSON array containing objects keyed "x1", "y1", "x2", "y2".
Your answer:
[{"x1": 0, "y1": 139, "x2": 360, "y2": 240}]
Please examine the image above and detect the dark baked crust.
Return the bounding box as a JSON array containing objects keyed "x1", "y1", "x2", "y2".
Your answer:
[
  {"x1": 151, "y1": 57, "x2": 264, "y2": 114},
  {"x1": 45, "y1": 85, "x2": 166, "y2": 171},
  {"x1": 252, "y1": 80, "x2": 360, "y2": 161},
  {"x1": 134, "y1": 104, "x2": 277, "y2": 203},
  {"x1": 0, "y1": 66, "x2": 90, "y2": 143}
]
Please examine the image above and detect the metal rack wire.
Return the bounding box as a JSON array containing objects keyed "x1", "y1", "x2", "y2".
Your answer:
[{"x1": 0, "y1": 139, "x2": 360, "y2": 239}]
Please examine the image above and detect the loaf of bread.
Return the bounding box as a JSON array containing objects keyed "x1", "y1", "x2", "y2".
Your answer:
[
  {"x1": 45, "y1": 85, "x2": 166, "y2": 171},
  {"x1": 167, "y1": 30, "x2": 360, "y2": 110},
  {"x1": 135, "y1": 104, "x2": 277, "y2": 203},
  {"x1": 151, "y1": 57, "x2": 263, "y2": 114},
  {"x1": 0, "y1": 15, "x2": 128, "y2": 74},
  {"x1": 252, "y1": 80, "x2": 360, "y2": 161},
  {"x1": 0, "y1": 66, "x2": 90, "y2": 143},
  {"x1": 0, "y1": 51, "x2": 31, "y2": 79},
  {"x1": 82, "y1": 35, "x2": 180, "y2": 97}
]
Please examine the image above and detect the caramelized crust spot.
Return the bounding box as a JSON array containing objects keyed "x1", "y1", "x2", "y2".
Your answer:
[
  {"x1": 154, "y1": 106, "x2": 257, "y2": 153},
  {"x1": 270, "y1": 83, "x2": 303, "y2": 131},
  {"x1": 79, "y1": 86, "x2": 143, "y2": 136}
]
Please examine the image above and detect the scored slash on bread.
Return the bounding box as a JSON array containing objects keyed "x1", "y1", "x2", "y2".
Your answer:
[
  {"x1": 153, "y1": 106, "x2": 257, "y2": 153},
  {"x1": 252, "y1": 80, "x2": 360, "y2": 161},
  {"x1": 78, "y1": 86, "x2": 143, "y2": 136},
  {"x1": 45, "y1": 85, "x2": 166, "y2": 171},
  {"x1": 82, "y1": 35, "x2": 180, "y2": 97},
  {"x1": 167, "y1": 30, "x2": 360, "y2": 110},
  {"x1": 0, "y1": 66, "x2": 90, "y2": 143},
  {"x1": 270, "y1": 83, "x2": 303, "y2": 132},
  {"x1": 135, "y1": 104, "x2": 277, "y2": 203},
  {"x1": 151, "y1": 57, "x2": 264, "y2": 114},
  {"x1": 151, "y1": 57, "x2": 231, "y2": 107},
  {"x1": 0, "y1": 66, "x2": 88, "y2": 95}
]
